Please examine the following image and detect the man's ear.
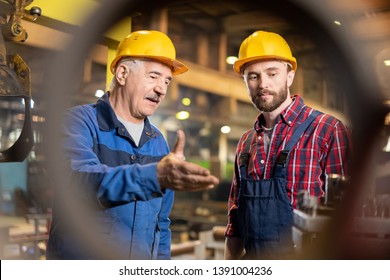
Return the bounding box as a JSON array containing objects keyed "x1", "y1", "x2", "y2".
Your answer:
[
  {"x1": 115, "y1": 64, "x2": 128, "y2": 85},
  {"x1": 287, "y1": 70, "x2": 295, "y2": 87}
]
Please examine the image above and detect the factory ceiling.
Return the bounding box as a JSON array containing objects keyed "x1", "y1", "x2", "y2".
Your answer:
[
  {"x1": 2, "y1": 0, "x2": 390, "y2": 126},
  {"x1": 2, "y1": 0, "x2": 389, "y2": 104},
  {"x1": 132, "y1": 0, "x2": 390, "y2": 58}
]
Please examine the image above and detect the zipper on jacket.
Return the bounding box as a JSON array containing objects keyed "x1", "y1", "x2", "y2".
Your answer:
[
  {"x1": 150, "y1": 221, "x2": 160, "y2": 259},
  {"x1": 129, "y1": 199, "x2": 137, "y2": 258}
]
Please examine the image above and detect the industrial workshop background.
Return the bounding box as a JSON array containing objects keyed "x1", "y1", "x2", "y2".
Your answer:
[{"x1": 0, "y1": 0, "x2": 389, "y2": 259}]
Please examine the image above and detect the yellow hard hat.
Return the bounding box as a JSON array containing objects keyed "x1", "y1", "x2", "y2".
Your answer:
[
  {"x1": 233, "y1": 30, "x2": 297, "y2": 74},
  {"x1": 110, "y1": 30, "x2": 188, "y2": 75}
]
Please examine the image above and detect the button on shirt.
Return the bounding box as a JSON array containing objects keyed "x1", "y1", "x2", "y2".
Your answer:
[{"x1": 225, "y1": 95, "x2": 351, "y2": 237}]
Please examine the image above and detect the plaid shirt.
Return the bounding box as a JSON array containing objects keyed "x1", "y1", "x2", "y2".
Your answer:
[{"x1": 225, "y1": 95, "x2": 351, "y2": 237}]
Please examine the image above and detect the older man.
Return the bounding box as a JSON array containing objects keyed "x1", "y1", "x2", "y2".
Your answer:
[{"x1": 46, "y1": 30, "x2": 219, "y2": 260}]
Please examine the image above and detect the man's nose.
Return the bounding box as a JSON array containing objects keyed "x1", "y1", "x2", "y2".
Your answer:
[
  {"x1": 257, "y1": 76, "x2": 269, "y2": 89},
  {"x1": 155, "y1": 80, "x2": 167, "y2": 96}
]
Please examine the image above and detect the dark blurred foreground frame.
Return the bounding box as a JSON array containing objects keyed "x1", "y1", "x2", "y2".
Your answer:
[{"x1": 42, "y1": 0, "x2": 388, "y2": 259}]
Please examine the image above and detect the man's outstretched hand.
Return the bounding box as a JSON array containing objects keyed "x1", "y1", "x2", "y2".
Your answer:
[{"x1": 157, "y1": 130, "x2": 220, "y2": 191}]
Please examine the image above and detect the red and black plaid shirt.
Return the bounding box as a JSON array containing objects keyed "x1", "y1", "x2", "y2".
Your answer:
[{"x1": 225, "y1": 95, "x2": 351, "y2": 237}]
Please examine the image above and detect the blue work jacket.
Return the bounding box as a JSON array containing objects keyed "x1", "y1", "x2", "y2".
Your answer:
[{"x1": 46, "y1": 93, "x2": 174, "y2": 259}]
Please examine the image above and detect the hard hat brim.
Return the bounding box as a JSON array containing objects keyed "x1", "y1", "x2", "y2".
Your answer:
[
  {"x1": 110, "y1": 55, "x2": 189, "y2": 75},
  {"x1": 234, "y1": 55, "x2": 297, "y2": 74}
]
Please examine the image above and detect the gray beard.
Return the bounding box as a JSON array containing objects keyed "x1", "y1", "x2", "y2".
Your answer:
[{"x1": 251, "y1": 84, "x2": 288, "y2": 112}]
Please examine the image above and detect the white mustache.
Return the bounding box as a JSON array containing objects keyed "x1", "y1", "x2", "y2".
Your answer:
[{"x1": 145, "y1": 94, "x2": 160, "y2": 102}]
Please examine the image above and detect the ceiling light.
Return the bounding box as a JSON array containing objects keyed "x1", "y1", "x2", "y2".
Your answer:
[
  {"x1": 182, "y1": 97, "x2": 191, "y2": 106},
  {"x1": 226, "y1": 56, "x2": 238, "y2": 65},
  {"x1": 176, "y1": 111, "x2": 190, "y2": 120},
  {"x1": 384, "y1": 60, "x2": 390, "y2": 67},
  {"x1": 220, "y1": 125, "x2": 231, "y2": 134}
]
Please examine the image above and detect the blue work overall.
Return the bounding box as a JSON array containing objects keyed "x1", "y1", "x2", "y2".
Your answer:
[{"x1": 237, "y1": 111, "x2": 320, "y2": 259}]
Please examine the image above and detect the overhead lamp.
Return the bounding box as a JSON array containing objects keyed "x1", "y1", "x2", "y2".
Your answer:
[
  {"x1": 226, "y1": 56, "x2": 238, "y2": 65},
  {"x1": 220, "y1": 125, "x2": 231, "y2": 134},
  {"x1": 334, "y1": 20, "x2": 341, "y2": 26},
  {"x1": 181, "y1": 97, "x2": 191, "y2": 106},
  {"x1": 175, "y1": 111, "x2": 190, "y2": 120},
  {"x1": 384, "y1": 60, "x2": 390, "y2": 67}
]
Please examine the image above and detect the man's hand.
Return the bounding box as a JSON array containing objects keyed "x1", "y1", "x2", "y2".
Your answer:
[
  {"x1": 157, "y1": 130, "x2": 219, "y2": 191},
  {"x1": 224, "y1": 237, "x2": 245, "y2": 260}
]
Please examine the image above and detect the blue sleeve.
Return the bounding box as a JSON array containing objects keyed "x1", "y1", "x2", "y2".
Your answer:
[{"x1": 62, "y1": 107, "x2": 166, "y2": 207}]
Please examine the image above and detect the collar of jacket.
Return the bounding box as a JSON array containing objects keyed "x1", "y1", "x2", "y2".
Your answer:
[
  {"x1": 254, "y1": 94, "x2": 307, "y2": 131},
  {"x1": 95, "y1": 92, "x2": 157, "y2": 138}
]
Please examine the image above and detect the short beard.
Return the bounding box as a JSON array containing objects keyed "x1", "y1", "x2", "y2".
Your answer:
[{"x1": 251, "y1": 84, "x2": 288, "y2": 112}]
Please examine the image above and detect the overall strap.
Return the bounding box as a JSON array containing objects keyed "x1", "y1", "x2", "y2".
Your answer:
[
  {"x1": 239, "y1": 129, "x2": 255, "y2": 180},
  {"x1": 274, "y1": 110, "x2": 321, "y2": 178}
]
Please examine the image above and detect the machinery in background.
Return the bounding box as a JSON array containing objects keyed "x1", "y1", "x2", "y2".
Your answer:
[
  {"x1": 0, "y1": 0, "x2": 41, "y2": 162},
  {"x1": 0, "y1": 0, "x2": 42, "y2": 259},
  {"x1": 293, "y1": 168, "x2": 390, "y2": 258},
  {"x1": 293, "y1": 101, "x2": 390, "y2": 259},
  {"x1": 293, "y1": 174, "x2": 348, "y2": 252}
]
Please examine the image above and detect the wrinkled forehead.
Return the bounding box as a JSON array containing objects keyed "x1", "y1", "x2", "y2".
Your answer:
[{"x1": 119, "y1": 57, "x2": 173, "y2": 76}]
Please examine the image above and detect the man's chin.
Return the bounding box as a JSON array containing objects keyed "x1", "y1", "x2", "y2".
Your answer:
[{"x1": 253, "y1": 100, "x2": 272, "y2": 112}]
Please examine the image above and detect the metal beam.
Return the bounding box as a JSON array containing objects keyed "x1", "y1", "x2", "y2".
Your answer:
[{"x1": 174, "y1": 59, "x2": 249, "y2": 103}]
